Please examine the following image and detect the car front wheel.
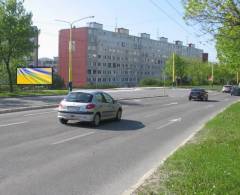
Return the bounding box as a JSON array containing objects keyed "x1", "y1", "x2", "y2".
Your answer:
[
  {"x1": 115, "y1": 109, "x2": 122, "y2": 121},
  {"x1": 59, "y1": 118, "x2": 68, "y2": 124}
]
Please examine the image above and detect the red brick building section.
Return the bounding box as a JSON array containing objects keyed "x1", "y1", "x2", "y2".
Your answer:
[{"x1": 58, "y1": 27, "x2": 88, "y2": 87}]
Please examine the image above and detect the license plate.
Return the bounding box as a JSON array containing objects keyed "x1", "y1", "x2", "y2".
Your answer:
[{"x1": 67, "y1": 106, "x2": 79, "y2": 112}]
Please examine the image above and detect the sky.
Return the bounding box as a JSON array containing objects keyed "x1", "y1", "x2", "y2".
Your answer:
[{"x1": 24, "y1": 0, "x2": 217, "y2": 62}]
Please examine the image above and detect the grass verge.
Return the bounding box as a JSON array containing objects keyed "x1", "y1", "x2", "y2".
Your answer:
[{"x1": 136, "y1": 102, "x2": 240, "y2": 195}]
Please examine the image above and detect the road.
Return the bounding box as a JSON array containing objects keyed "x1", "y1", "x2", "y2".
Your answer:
[{"x1": 0, "y1": 88, "x2": 238, "y2": 195}]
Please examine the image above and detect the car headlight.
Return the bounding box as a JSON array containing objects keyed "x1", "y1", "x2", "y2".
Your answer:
[{"x1": 58, "y1": 102, "x2": 67, "y2": 110}]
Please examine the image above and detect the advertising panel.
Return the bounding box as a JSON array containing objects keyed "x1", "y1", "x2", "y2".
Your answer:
[{"x1": 17, "y1": 68, "x2": 52, "y2": 85}]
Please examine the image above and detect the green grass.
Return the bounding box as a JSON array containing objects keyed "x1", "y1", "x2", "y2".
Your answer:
[
  {"x1": 0, "y1": 89, "x2": 68, "y2": 98},
  {"x1": 136, "y1": 102, "x2": 240, "y2": 195}
]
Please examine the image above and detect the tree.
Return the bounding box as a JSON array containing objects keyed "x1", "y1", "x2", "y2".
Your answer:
[
  {"x1": 165, "y1": 54, "x2": 188, "y2": 85},
  {"x1": 183, "y1": 0, "x2": 240, "y2": 36},
  {"x1": 0, "y1": 0, "x2": 37, "y2": 92},
  {"x1": 183, "y1": 0, "x2": 240, "y2": 82},
  {"x1": 216, "y1": 25, "x2": 240, "y2": 74}
]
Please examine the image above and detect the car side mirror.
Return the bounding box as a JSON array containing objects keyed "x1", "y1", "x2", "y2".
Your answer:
[{"x1": 113, "y1": 100, "x2": 117, "y2": 104}]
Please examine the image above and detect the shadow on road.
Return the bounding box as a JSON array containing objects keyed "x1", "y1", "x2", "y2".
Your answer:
[
  {"x1": 68, "y1": 119, "x2": 145, "y2": 131},
  {"x1": 207, "y1": 100, "x2": 220, "y2": 102},
  {"x1": 191, "y1": 99, "x2": 220, "y2": 103},
  {"x1": 118, "y1": 100, "x2": 142, "y2": 106}
]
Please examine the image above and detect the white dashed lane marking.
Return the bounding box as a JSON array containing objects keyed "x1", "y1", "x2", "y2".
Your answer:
[
  {"x1": 52, "y1": 132, "x2": 95, "y2": 145},
  {"x1": 0, "y1": 121, "x2": 28, "y2": 128}
]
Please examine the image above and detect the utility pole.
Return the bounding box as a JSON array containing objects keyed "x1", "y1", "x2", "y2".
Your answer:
[
  {"x1": 56, "y1": 16, "x2": 94, "y2": 92},
  {"x1": 163, "y1": 71, "x2": 166, "y2": 96},
  {"x1": 237, "y1": 71, "x2": 239, "y2": 85},
  {"x1": 211, "y1": 63, "x2": 214, "y2": 88},
  {"x1": 172, "y1": 52, "x2": 175, "y2": 87},
  {"x1": 69, "y1": 24, "x2": 73, "y2": 91}
]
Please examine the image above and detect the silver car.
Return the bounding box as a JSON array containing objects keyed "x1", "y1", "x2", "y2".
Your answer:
[{"x1": 58, "y1": 90, "x2": 122, "y2": 126}]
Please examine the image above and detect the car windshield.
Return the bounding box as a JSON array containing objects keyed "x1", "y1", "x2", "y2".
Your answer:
[
  {"x1": 65, "y1": 92, "x2": 93, "y2": 103},
  {"x1": 191, "y1": 88, "x2": 204, "y2": 92}
]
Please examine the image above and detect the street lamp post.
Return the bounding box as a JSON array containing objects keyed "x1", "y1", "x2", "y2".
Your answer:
[
  {"x1": 56, "y1": 16, "x2": 94, "y2": 92},
  {"x1": 211, "y1": 62, "x2": 214, "y2": 88},
  {"x1": 172, "y1": 52, "x2": 175, "y2": 87}
]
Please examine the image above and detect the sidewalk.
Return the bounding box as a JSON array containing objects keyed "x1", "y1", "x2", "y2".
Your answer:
[{"x1": 0, "y1": 95, "x2": 64, "y2": 114}]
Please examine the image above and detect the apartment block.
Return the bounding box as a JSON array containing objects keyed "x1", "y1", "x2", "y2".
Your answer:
[{"x1": 58, "y1": 22, "x2": 206, "y2": 87}]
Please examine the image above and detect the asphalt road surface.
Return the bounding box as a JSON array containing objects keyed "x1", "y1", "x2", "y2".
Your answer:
[{"x1": 0, "y1": 88, "x2": 238, "y2": 195}]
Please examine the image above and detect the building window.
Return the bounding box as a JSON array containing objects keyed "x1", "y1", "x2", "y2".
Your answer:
[
  {"x1": 98, "y1": 62, "x2": 101, "y2": 66},
  {"x1": 98, "y1": 55, "x2": 101, "y2": 59},
  {"x1": 108, "y1": 63, "x2": 111, "y2": 68},
  {"x1": 93, "y1": 70, "x2": 96, "y2": 74},
  {"x1": 88, "y1": 69, "x2": 92, "y2": 74}
]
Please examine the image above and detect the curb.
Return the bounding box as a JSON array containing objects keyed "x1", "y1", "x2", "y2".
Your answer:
[
  {"x1": 117, "y1": 95, "x2": 168, "y2": 101},
  {"x1": 0, "y1": 94, "x2": 67, "y2": 99},
  {"x1": 0, "y1": 104, "x2": 59, "y2": 114},
  {"x1": 0, "y1": 95, "x2": 168, "y2": 115}
]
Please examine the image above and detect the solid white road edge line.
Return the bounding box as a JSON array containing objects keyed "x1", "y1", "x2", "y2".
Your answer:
[
  {"x1": 52, "y1": 132, "x2": 95, "y2": 145},
  {"x1": 0, "y1": 121, "x2": 28, "y2": 127},
  {"x1": 122, "y1": 100, "x2": 238, "y2": 195}
]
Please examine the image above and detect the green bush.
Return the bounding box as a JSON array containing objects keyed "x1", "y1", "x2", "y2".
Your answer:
[
  {"x1": 50, "y1": 73, "x2": 66, "y2": 89},
  {"x1": 140, "y1": 78, "x2": 162, "y2": 86},
  {"x1": 80, "y1": 83, "x2": 117, "y2": 89}
]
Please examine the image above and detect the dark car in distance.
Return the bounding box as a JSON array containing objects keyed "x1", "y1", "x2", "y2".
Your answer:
[
  {"x1": 231, "y1": 86, "x2": 240, "y2": 96},
  {"x1": 189, "y1": 88, "x2": 208, "y2": 101}
]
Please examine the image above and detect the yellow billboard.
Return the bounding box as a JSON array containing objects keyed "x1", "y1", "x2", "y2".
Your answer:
[{"x1": 17, "y1": 68, "x2": 52, "y2": 85}]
